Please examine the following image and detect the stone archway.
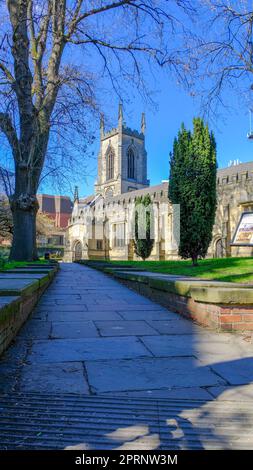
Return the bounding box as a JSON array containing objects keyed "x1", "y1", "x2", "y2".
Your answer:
[
  {"x1": 105, "y1": 187, "x2": 114, "y2": 198},
  {"x1": 74, "y1": 241, "x2": 82, "y2": 261},
  {"x1": 215, "y1": 238, "x2": 224, "y2": 258}
]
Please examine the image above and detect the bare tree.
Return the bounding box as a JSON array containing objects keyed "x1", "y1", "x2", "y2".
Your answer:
[
  {"x1": 0, "y1": 194, "x2": 55, "y2": 241},
  {"x1": 0, "y1": 165, "x2": 14, "y2": 241},
  {"x1": 0, "y1": 195, "x2": 13, "y2": 240},
  {"x1": 0, "y1": 165, "x2": 14, "y2": 196},
  {"x1": 36, "y1": 211, "x2": 56, "y2": 238},
  {"x1": 0, "y1": 0, "x2": 195, "y2": 261},
  {"x1": 185, "y1": 1, "x2": 253, "y2": 114}
]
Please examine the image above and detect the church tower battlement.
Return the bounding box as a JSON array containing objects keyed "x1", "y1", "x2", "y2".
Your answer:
[{"x1": 95, "y1": 104, "x2": 150, "y2": 197}]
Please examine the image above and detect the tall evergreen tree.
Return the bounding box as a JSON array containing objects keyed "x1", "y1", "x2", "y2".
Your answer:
[
  {"x1": 169, "y1": 118, "x2": 217, "y2": 266},
  {"x1": 134, "y1": 194, "x2": 154, "y2": 261}
]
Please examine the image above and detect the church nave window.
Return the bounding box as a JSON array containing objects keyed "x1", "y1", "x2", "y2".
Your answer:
[
  {"x1": 113, "y1": 223, "x2": 125, "y2": 248},
  {"x1": 96, "y1": 240, "x2": 103, "y2": 250}
]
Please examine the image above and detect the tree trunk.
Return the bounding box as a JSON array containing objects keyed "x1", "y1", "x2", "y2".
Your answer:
[
  {"x1": 9, "y1": 194, "x2": 39, "y2": 261},
  {"x1": 192, "y1": 255, "x2": 198, "y2": 266}
]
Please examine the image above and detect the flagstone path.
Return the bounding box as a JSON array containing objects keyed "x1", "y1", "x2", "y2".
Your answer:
[{"x1": 1, "y1": 262, "x2": 253, "y2": 449}]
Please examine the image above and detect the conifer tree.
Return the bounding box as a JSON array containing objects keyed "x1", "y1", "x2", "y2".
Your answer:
[
  {"x1": 169, "y1": 118, "x2": 217, "y2": 266},
  {"x1": 134, "y1": 194, "x2": 154, "y2": 261}
]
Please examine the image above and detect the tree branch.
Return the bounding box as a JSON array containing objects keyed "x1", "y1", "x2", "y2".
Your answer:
[
  {"x1": 66, "y1": 0, "x2": 135, "y2": 39},
  {"x1": 7, "y1": 0, "x2": 35, "y2": 150},
  {"x1": 43, "y1": 0, "x2": 66, "y2": 118},
  {"x1": 0, "y1": 112, "x2": 19, "y2": 157},
  {"x1": 27, "y1": 0, "x2": 52, "y2": 110},
  {"x1": 0, "y1": 62, "x2": 15, "y2": 83}
]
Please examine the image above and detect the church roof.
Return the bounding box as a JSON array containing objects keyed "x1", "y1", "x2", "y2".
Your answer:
[
  {"x1": 103, "y1": 181, "x2": 169, "y2": 205},
  {"x1": 79, "y1": 195, "x2": 96, "y2": 205},
  {"x1": 217, "y1": 161, "x2": 253, "y2": 179},
  {"x1": 77, "y1": 161, "x2": 253, "y2": 208},
  {"x1": 75, "y1": 182, "x2": 169, "y2": 211}
]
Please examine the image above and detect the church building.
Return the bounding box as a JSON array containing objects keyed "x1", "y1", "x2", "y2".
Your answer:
[{"x1": 65, "y1": 105, "x2": 253, "y2": 261}]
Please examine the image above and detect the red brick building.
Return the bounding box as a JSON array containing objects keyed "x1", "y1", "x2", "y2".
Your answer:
[
  {"x1": 37, "y1": 194, "x2": 73, "y2": 246},
  {"x1": 37, "y1": 194, "x2": 73, "y2": 228}
]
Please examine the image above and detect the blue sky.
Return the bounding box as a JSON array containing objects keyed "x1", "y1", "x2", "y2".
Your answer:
[
  {"x1": 2, "y1": 3, "x2": 252, "y2": 200},
  {"x1": 50, "y1": 69, "x2": 253, "y2": 199},
  {"x1": 45, "y1": 0, "x2": 253, "y2": 199}
]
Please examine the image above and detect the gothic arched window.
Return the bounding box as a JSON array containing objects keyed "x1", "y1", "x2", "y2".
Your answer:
[
  {"x1": 127, "y1": 148, "x2": 135, "y2": 179},
  {"x1": 105, "y1": 187, "x2": 114, "y2": 198},
  {"x1": 106, "y1": 148, "x2": 114, "y2": 180}
]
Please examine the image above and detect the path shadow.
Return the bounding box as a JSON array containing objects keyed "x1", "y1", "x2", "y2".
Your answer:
[
  {"x1": 1, "y1": 263, "x2": 253, "y2": 449},
  {"x1": 0, "y1": 356, "x2": 252, "y2": 450},
  {"x1": 59, "y1": 356, "x2": 253, "y2": 451}
]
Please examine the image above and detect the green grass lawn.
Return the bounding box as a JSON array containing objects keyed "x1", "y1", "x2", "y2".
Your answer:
[
  {"x1": 108, "y1": 257, "x2": 253, "y2": 284},
  {"x1": 0, "y1": 260, "x2": 49, "y2": 271}
]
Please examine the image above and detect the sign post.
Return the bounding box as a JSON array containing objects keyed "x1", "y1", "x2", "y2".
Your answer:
[{"x1": 231, "y1": 212, "x2": 253, "y2": 246}]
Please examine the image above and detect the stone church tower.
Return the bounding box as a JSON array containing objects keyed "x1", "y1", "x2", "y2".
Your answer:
[{"x1": 94, "y1": 104, "x2": 150, "y2": 197}]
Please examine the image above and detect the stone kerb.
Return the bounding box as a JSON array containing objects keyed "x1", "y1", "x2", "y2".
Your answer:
[{"x1": 0, "y1": 263, "x2": 59, "y2": 357}]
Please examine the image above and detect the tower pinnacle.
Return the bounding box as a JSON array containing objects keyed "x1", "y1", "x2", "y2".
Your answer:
[
  {"x1": 141, "y1": 112, "x2": 146, "y2": 135},
  {"x1": 100, "y1": 113, "x2": 104, "y2": 136},
  {"x1": 118, "y1": 102, "x2": 123, "y2": 124},
  {"x1": 74, "y1": 186, "x2": 79, "y2": 203}
]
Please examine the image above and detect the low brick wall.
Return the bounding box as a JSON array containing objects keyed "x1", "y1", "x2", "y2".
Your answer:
[
  {"x1": 117, "y1": 277, "x2": 253, "y2": 332},
  {"x1": 0, "y1": 266, "x2": 58, "y2": 357},
  {"x1": 117, "y1": 278, "x2": 219, "y2": 328}
]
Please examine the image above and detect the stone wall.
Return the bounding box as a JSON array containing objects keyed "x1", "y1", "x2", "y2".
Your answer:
[
  {"x1": 0, "y1": 266, "x2": 58, "y2": 357},
  {"x1": 209, "y1": 162, "x2": 253, "y2": 258},
  {"x1": 85, "y1": 264, "x2": 253, "y2": 333},
  {"x1": 117, "y1": 277, "x2": 253, "y2": 332}
]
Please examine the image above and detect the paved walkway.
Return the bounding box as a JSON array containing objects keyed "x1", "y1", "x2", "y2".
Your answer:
[{"x1": 1, "y1": 263, "x2": 253, "y2": 449}]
